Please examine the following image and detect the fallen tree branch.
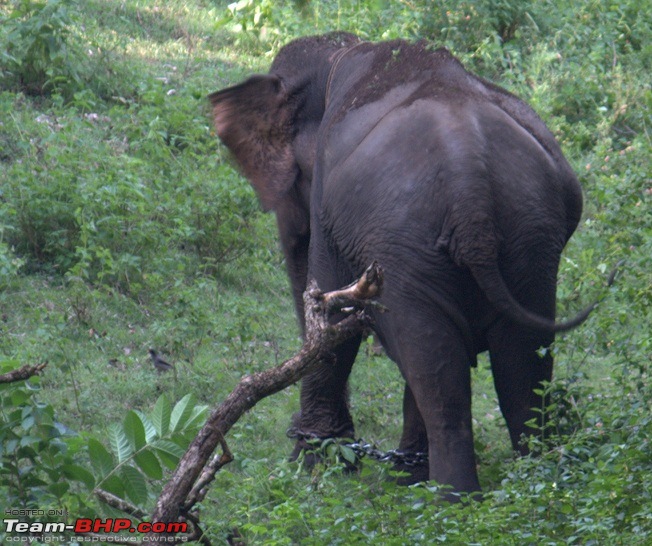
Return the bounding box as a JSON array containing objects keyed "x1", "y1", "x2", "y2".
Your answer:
[
  {"x1": 184, "y1": 433, "x2": 233, "y2": 511},
  {"x1": 0, "y1": 362, "x2": 47, "y2": 384},
  {"x1": 94, "y1": 488, "x2": 148, "y2": 520},
  {"x1": 319, "y1": 260, "x2": 383, "y2": 312},
  {"x1": 145, "y1": 262, "x2": 384, "y2": 542}
]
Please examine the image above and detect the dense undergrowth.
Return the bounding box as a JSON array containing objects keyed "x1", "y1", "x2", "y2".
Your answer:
[{"x1": 0, "y1": 0, "x2": 650, "y2": 544}]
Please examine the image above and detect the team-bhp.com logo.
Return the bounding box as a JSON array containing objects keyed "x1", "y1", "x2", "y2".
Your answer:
[{"x1": 4, "y1": 514, "x2": 188, "y2": 542}]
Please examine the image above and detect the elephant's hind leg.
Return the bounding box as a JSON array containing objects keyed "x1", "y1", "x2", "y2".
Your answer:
[
  {"x1": 487, "y1": 321, "x2": 554, "y2": 455},
  {"x1": 393, "y1": 312, "x2": 481, "y2": 494},
  {"x1": 486, "y1": 243, "x2": 558, "y2": 454}
]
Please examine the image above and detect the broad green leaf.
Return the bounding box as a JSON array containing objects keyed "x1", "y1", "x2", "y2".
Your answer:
[
  {"x1": 339, "y1": 445, "x2": 357, "y2": 465},
  {"x1": 135, "y1": 410, "x2": 158, "y2": 443},
  {"x1": 121, "y1": 465, "x2": 148, "y2": 506},
  {"x1": 0, "y1": 359, "x2": 21, "y2": 372},
  {"x1": 183, "y1": 405, "x2": 209, "y2": 431},
  {"x1": 170, "y1": 393, "x2": 196, "y2": 433},
  {"x1": 151, "y1": 395, "x2": 171, "y2": 437},
  {"x1": 48, "y1": 481, "x2": 70, "y2": 498},
  {"x1": 88, "y1": 438, "x2": 114, "y2": 478},
  {"x1": 62, "y1": 463, "x2": 95, "y2": 489},
  {"x1": 20, "y1": 434, "x2": 39, "y2": 447},
  {"x1": 123, "y1": 410, "x2": 146, "y2": 451},
  {"x1": 109, "y1": 423, "x2": 133, "y2": 463},
  {"x1": 152, "y1": 439, "x2": 186, "y2": 470},
  {"x1": 134, "y1": 448, "x2": 163, "y2": 480},
  {"x1": 11, "y1": 389, "x2": 30, "y2": 406},
  {"x1": 101, "y1": 474, "x2": 126, "y2": 499}
]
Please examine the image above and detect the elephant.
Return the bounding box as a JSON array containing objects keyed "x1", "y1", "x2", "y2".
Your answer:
[{"x1": 208, "y1": 32, "x2": 593, "y2": 495}]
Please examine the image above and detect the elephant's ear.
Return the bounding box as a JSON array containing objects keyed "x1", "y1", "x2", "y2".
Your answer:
[{"x1": 209, "y1": 75, "x2": 298, "y2": 211}]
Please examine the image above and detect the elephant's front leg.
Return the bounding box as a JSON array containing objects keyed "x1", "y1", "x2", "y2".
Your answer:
[{"x1": 290, "y1": 334, "x2": 362, "y2": 463}]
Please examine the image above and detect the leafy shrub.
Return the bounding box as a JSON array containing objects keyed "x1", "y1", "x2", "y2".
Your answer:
[
  {"x1": 0, "y1": 0, "x2": 83, "y2": 96},
  {"x1": 0, "y1": 241, "x2": 24, "y2": 289},
  {"x1": 88, "y1": 393, "x2": 208, "y2": 509},
  {"x1": 0, "y1": 360, "x2": 95, "y2": 524},
  {"x1": 0, "y1": 89, "x2": 263, "y2": 295},
  {"x1": 0, "y1": 366, "x2": 209, "y2": 542}
]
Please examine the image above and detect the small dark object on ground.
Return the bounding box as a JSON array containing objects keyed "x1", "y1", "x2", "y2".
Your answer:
[{"x1": 149, "y1": 349, "x2": 175, "y2": 373}]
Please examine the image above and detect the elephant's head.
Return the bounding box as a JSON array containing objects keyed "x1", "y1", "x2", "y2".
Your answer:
[
  {"x1": 209, "y1": 33, "x2": 361, "y2": 326},
  {"x1": 209, "y1": 32, "x2": 360, "y2": 212}
]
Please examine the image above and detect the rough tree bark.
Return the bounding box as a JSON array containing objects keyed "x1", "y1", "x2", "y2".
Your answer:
[
  {"x1": 0, "y1": 362, "x2": 47, "y2": 383},
  {"x1": 138, "y1": 262, "x2": 384, "y2": 543}
]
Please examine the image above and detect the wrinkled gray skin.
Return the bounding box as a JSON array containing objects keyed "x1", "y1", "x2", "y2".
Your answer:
[{"x1": 209, "y1": 33, "x2": 587, "y2": 494}]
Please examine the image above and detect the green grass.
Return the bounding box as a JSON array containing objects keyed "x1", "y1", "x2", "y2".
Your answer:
[{"x1": 1, "y1": 0, "x2": 650, "y2": 544}]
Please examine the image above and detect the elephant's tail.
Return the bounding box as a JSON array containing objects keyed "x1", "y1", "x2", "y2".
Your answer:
[{"x1": 469, "y1": 261, "x2": 619, "y2": 334}]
